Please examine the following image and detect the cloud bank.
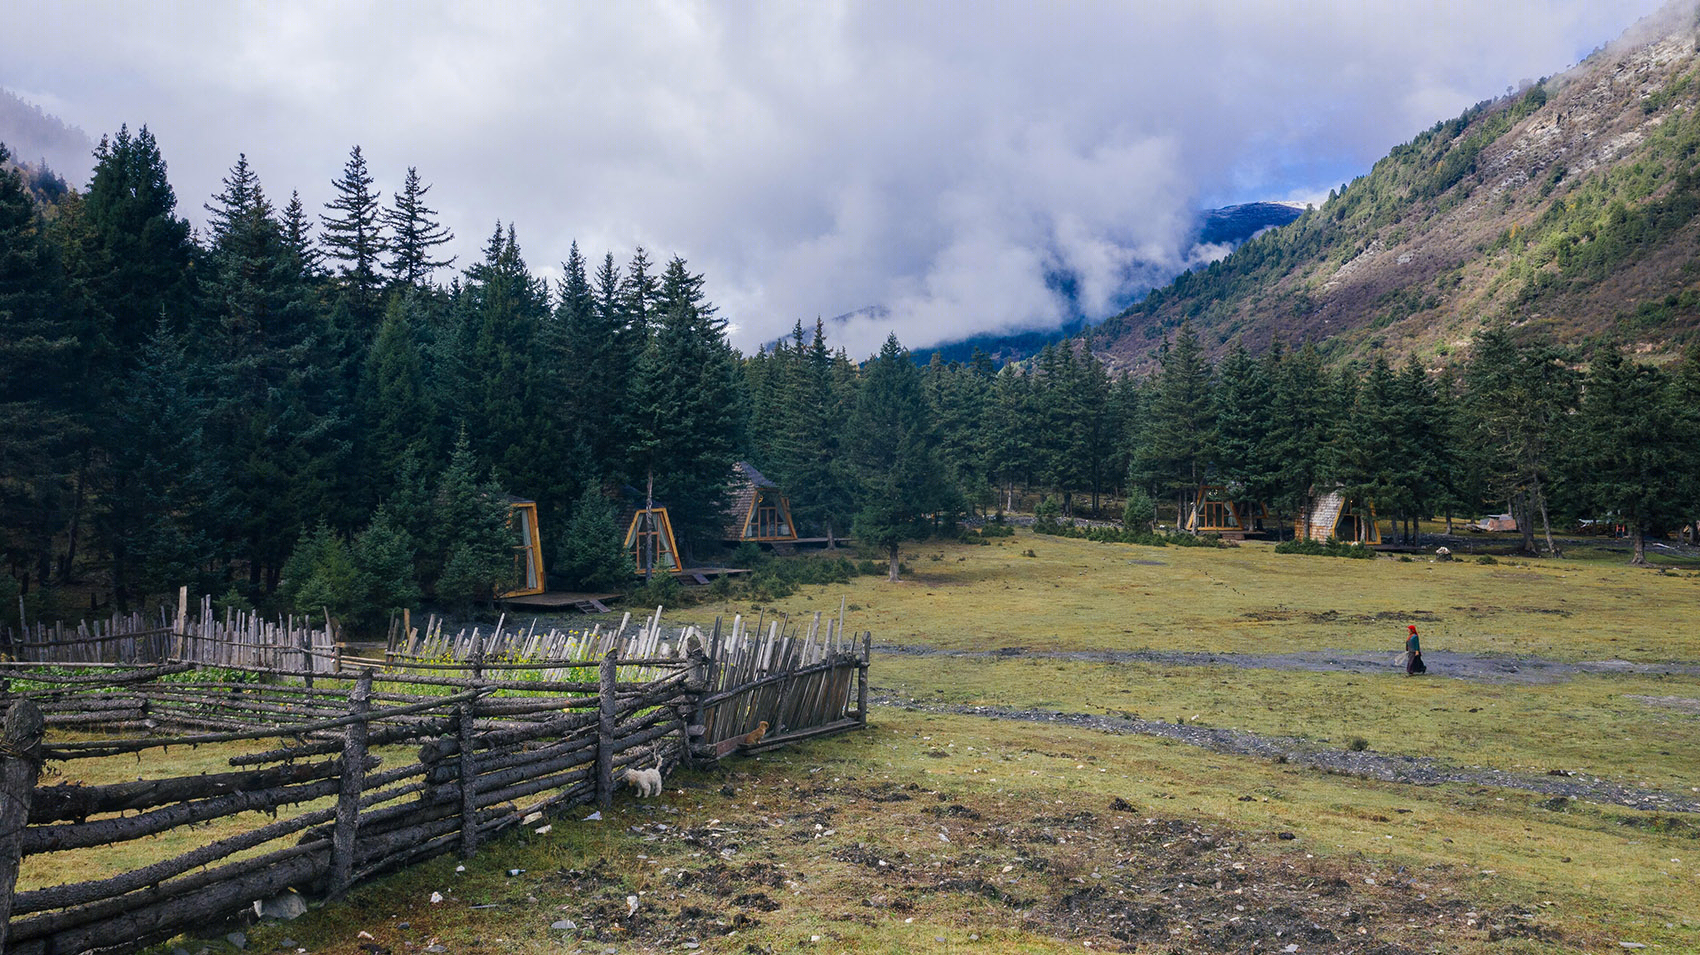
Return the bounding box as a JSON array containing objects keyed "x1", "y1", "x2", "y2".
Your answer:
[{"x1": 0, "y1": 1, "x2": 1666, "y2": 356}]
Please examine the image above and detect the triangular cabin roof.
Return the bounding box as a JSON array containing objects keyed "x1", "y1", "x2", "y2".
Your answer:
[
  {"x1": 722, "y1": 461, "x2": 799, "y2": 542},
  {"x1": 1296, "y1": 487, "x2": 1380, "y2": 545},
  {"x1": 622, "y1": 505, "x2": 681, "y2": 575},
  {"x1": 1183, "y1": 485, "x2": 1269, "y2": 535}
]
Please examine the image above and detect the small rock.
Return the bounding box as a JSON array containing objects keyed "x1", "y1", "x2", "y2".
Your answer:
[
  {"x1": 584, "y1": 812, "x2": 602, "y2": 822},
  {"x1": 275, "y1": 942, "x2": 296, "y2": 951},
  {"x1": 397, "y1": 923, "x2": 410, "y2": 930},
  {"x1": 255, "y1": 889, "x2": 309, "y2": 921},
  {"x1": 425, "y1": 946, "x2": 446, "y2": 954},
  {"x1": 430, "y1": 892, "x2": 444, "y2": 904},
  {"x1": 506, "y1": 869, "x2": 525, "y2": 877},
  {"x1": 1277, "y1": 832, "x2": 1296, "y2": 840},
  {"x1": 1284, "y1": 946, "x2": 1299, "y2": 953},
  {"x1": 226, "y1": 933, "x2": 247, "y2": 951},
  {"x1": 1619, "y1": 944, "x2": 1647, "y2": 950},
  {"x1": 551, "y1": 920, "x2": 576, "y2": 931},
  {"x1": 721, "y1": 785, "x2": 737, "y2": 797}
]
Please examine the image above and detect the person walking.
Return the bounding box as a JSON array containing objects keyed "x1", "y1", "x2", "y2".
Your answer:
[{"x1": 1405, "y1": 624, "x2": 1427, "y2": 675}]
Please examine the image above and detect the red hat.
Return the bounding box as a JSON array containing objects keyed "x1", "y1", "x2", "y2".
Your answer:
[{"x1": 1407, "y1": 625, "x2": 1418, "y2": 633}]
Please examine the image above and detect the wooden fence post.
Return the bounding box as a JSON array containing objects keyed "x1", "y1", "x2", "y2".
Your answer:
[
  {"x1": 299, "y1": 628, "x2": 315, "y2": 689},
  {"x1": 596, "y1": 649, "x2": 619, "y2": 807},
  {"x1": 327, "y1": 670, "x2": 372, "y2": 899},
  {"x1": 682, "y1": 633, "x2": 710, "y2": 767},
  {"x1": 0, "y1": 698, "x2": 45, "y2": 950},
  {"x1": 856, "y1": 632, "x2": 871, "y2": 726},
  {"x1": 457, "y1": 699, "x2": 479, "y2": 858}
]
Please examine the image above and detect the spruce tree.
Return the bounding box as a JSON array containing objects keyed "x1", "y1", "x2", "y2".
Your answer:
[
  {"x1": 1140, "y1": 321, "x2": 1215, "y2": 526},
  {"x1": 1575, "y1": 346, "x2": 1681, "y2": 565},
  {"x1": 555, "y1": 481, "x2": 635, "y2": 592},
  {"x1": 320, "y1": 145, "x2": 386, "y2": 326},
  {"x1": 848, "y1": 334, "x2": 955, "y2": 580},
  {"x1": 0, "y1": 142, "x2": 80, "y2": 590},
  {"x1": 382, "y1": 166, "x2": 454, "y2": 286},
  {"x1": 1461, "y1": 325, "x2": 1576, "y2": 555},
  {"x1": 101, "y1": 319, "x2": 226, "y2": 605},
  {"x1": 630, "y1": 256, "x2": 740, "y2": 556}
]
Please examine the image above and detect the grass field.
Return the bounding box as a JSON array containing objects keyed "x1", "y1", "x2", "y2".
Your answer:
[{"x1": 85, "y1": 530, "x2": 1700, "y2": 953}]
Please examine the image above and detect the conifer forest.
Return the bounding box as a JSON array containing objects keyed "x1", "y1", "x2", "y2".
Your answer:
[{"x1": 4, "y1": 129, "x2": 1700, "y2": 635}]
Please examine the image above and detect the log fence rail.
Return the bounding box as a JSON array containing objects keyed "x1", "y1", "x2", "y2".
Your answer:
[{"x1": 0, "y1": 598, "x2": 871, "y2": 955}]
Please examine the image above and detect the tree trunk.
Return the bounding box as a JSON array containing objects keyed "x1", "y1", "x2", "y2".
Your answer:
[
  {"x1": 887, "y1": 543, "x2": 900, "y2": 583},
  {"x1": 1534, "y1": 478, "x2": 1560, "y2": 558},
  {"x1": 1631, "y1": 526, "x2": 1648, "y2": 565},
  {"x1": 1523, "y1": 489, "x2": 1550, "y2": 550}
]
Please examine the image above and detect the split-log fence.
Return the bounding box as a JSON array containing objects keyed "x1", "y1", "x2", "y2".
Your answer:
[{"x1": 0, "y1": 600, "x2": 870, "y2": 955}]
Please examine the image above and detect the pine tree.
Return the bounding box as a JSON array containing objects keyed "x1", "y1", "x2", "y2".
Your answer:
[
  {"x1": 1461, "y1": 325, "x2": 1576, "y2": 555},
  {"x1": 458, "y1": 223, "x2": 552, "y2": 500},
  {"x1": 0, "y1": 142, "x2": 80, "y2": 590},
  {"x1": 202, "y1": 154, "x2": 343, "y2": 591},
  {"x1": 1264, "y1": 343, "x2": 1335, "y2": 531},
  {"x1": 351, "y1": 504, "x2": 420, "y2": 631},
  {"x1": 1140, "y1": 321, "x2": 1215, "y2": 525},
  {"x1": 100, "y1": 319, "x2": 226, "y2": 605},
  {"x1": 629, "y1": 256, "x2": 740, "y2": 556},
  {"x1": 848, "y1": 334, "x2": 955, "y2": 580},
  {"x1": 280, "y1": 190, "x2": 325, "y2": 279},
  {"x1": 555, "y1": 482, "x2": 635, "y2": 592},
  {"x1": 430, "y1": 433, "x2": 515, "y2": 606},
  {"x1": 1575, "y1": 346, "x2": 1681, "y2": 564},
  {"x1": 1211, "y1": 341, "x2": 1272, "y2": 500},
  {"x1": 382, "y1": 166, "x2": 454, "y2": 286},
  {"x1": 320, "y1": 145, "x2": 386, "y2": 325},
  {"x1": 355, "y1": 292, "x2": 430, "y2": 503}
]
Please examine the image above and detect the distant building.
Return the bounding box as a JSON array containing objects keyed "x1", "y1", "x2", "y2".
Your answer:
[
  {"x1": 722, "y1": 462, "x2": 799, "y2": 543},
  {"x1": 1475, "y1": 513, "x2": 1518, "y2": 532},
  {"x1": 1296, "y1": 486, "x2": 1380, "y2": 544}
]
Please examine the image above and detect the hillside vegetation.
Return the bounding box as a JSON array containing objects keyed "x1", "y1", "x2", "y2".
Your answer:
[{"x1": 1097, "y1": 1, "x2": 1700, "y2": 371}]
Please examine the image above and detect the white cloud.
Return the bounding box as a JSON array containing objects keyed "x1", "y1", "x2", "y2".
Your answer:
[{"x1": 0, "y1": 0, "x2": 1670, "y2": 357}]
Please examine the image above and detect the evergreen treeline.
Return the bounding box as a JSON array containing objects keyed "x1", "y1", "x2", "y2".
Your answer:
[{"x1": 4, "y1": 129, "x2": 1698, "y2": 634}]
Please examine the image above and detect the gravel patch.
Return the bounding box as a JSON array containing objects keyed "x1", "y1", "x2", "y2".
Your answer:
[
  {"x1": 875, "y1": 643, "x2": 1700, "y2": 685},
  {"x1": 872, "y1": 695, "x2": 1700, "y2": 815}
]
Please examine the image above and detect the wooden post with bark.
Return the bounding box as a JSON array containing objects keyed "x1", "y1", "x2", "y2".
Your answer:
[
  {"x1": 856, "y1": 631, "x2": 871, "y2": 726},
  {"x1": 0, "y1": 698, "x2": 45, "y2": 950},
  {"x1": 327, "y1": 670, "x2": 372, "y2": 899},
  {"x1": 457, "y1": 699, "x2": 479, "y2": 858},
  {"x1": 596, "y1": 649, "x2": 619, "y2": 807}
]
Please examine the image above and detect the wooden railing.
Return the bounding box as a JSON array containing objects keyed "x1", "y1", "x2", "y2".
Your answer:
[{"x1": 0, "y1": 612, "x2": 870, "y2": 955}]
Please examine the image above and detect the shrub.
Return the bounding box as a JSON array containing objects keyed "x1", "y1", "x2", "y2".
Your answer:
[
  {"x1": 1476, "y1": 554, "x2": 1500, "y2": 565},
  {"x1": 1347, "y1": 737, "x2": 1370, "y2": 752},
  {"x1": 1274, "y1": 538, "x2": 1376, "y2": 559}
]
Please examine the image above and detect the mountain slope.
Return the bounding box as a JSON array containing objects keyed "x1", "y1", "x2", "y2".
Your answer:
[
  {"x1": 901, "y1": 202, "x2": 1306, "y2": 366},
  {"x1": 1095, "y1": 1, "x2": 1700, "y2": 372}
]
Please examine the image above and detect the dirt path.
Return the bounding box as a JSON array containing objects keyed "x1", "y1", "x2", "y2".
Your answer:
[
  {"x1": 870, "y1": 694, "x2": 1700, "y2": 815},
  {"x1": 876, "y1": 642, "x2": 1700, "y2": 685}
]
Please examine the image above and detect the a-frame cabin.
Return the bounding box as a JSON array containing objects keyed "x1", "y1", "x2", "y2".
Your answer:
[
  {"x1": 497, "y1": 499, "x2": 546, "y2": 598},
  {"x1": 1296, "y1": 487, "x2": 1380, "y2": 544},
  {"x1": 623, "y1": 505, "x2": 682, "y2": 575},
  {"x1": 1183, "y1": 485, "x2": 1269, "y2": 539},
  {"x1": 723, "y1": 461, "x2": 799, "y2": 543}
]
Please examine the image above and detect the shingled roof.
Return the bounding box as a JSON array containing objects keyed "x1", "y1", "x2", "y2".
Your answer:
[{"x1": 723, "y1": 461, "x2": 797, "y2": 541}]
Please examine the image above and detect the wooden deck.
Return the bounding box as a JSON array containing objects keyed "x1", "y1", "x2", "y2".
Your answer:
[{"x1": 497, "y1": 591, "x2": 622, "y2": 612}]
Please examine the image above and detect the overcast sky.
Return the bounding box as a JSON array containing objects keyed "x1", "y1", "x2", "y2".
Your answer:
[{"x1": 0, "y1": 0, "x2": 1669, "y2": 356}]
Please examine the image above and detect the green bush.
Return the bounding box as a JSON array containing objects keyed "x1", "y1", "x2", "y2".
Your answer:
[
  {"x1": 1476, "y1": 554, "x2": 1500, "y2": 565},
  {"x1": 1274, "y1": 538, "x2": 1377, "y2": 559}
]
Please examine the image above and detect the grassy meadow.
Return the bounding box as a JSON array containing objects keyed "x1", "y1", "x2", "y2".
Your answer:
[{"x1": 69, "y1": 529, "x2": 1699, "y2": 953}]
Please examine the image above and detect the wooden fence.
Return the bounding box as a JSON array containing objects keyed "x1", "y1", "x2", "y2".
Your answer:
[{"x1": 0, "y1": 608, "x2": 870, "y2": 955}]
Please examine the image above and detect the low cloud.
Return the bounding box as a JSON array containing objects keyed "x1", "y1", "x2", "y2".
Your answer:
[{"x1": 0, "y1": 0, "x2": 1667, "y2": 357}]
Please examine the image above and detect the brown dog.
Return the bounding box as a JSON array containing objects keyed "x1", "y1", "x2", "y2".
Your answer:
[{"x1": 743, "y1": 720, "x2": 769, "y2": 747}]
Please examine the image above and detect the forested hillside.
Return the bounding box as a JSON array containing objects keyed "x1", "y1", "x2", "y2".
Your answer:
[
  {"x1": 6, "y1": 84, "x2": 1700, "y2": 637},
  {"x1": 1097, "y1": 2, "x2": 1700, "y2": 371}
]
